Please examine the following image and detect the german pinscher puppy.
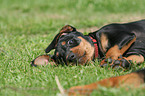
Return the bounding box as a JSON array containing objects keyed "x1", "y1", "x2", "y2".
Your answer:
[
  {"x1": 32, "y1": 19, "x2": 145, "y2": 69},
  {"x1": 31, "y1": 20, "x2": 145, "y2": 95}
]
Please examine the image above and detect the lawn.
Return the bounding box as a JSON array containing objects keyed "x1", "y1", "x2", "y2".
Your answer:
[{"x1": 0, "y1": 0, "x2": 145, "y2": 96}]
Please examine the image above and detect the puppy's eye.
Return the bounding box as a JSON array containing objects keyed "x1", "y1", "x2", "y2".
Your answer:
[{"x1": 68, "y1": 39, "x2": 75, "y2": 45}]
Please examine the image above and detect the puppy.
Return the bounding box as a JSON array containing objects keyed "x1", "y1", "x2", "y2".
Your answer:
[{"x1": 32, "y1": 20, "x2": 145, "y2": 69}]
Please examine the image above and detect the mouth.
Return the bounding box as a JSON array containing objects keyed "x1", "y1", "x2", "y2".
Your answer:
[
  {"x1": 66, "y1": 51, "x2": 87, "y2": 64},
  {"x1": 78, "y1": 51, "x2": 87, "y2": 63}
]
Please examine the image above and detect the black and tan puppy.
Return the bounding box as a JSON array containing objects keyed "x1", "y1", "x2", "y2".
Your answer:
[
  {"x1": 32, "y1": 20, "x2": 145, "y2": 69},
  {"x1": 31, "y1": 20, "x2": 145, "y2": 95}
]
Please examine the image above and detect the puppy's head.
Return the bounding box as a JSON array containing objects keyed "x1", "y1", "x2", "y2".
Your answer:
[{"x1": 45, "y1": 25, "x2": 95, "y2": 65}]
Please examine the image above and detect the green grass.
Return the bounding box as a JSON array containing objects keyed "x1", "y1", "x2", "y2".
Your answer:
[{"x1": 0, "y1": 0, "x2": 145, "y2": 96}]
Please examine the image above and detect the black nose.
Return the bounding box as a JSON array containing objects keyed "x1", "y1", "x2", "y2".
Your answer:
[{"x1": 68, "y1": 53, "x2": 76, "y2": 61}]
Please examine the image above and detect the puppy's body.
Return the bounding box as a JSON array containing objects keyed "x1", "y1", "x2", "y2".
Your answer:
[{"x1": 89, "y1": 20, "x2": 145, "y2": 60}]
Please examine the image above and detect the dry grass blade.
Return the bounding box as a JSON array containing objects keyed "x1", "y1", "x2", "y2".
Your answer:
[{"x1": 55, "y1": 75, "x2": 67, "y2": 96}]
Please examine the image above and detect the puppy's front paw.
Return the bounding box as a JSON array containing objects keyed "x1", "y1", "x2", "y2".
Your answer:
[
  {"x1": 111, "y1": 57, "x2": 132, "y2": 69},
  {"x1": 100, "y1": 56, "x2": 132, "y2": 69},
  {"x1": 100, "y1": 58, "x2": 114, "y2": 67}
]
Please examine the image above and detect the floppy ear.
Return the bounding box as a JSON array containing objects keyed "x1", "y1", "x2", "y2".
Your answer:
[{"x1": 45, "y1": 25, "x2": 76, "y2": 53}]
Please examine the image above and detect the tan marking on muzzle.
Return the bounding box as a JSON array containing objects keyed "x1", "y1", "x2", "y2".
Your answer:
[{"x1": 70, "y1": 36, "x2": 95, "y2": 64}]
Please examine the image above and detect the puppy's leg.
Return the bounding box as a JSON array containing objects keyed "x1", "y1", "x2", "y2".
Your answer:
[
  {"x1": 101, "y1": 54, "x2": 144, "y2": 69},
  {"x1": 68, "y1": 69, "x2": 145, "y2": 96},
  {"x1": 126, "y1": 55, "x2": 144, "y2": 64},
  {"x1": 100, "y1": 36, "x2": 136, "y2": 68}
]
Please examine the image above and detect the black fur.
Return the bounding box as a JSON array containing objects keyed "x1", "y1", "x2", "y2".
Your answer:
[{"x1": 89, "y1": 20, "x2": 145, "y2": 58}]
